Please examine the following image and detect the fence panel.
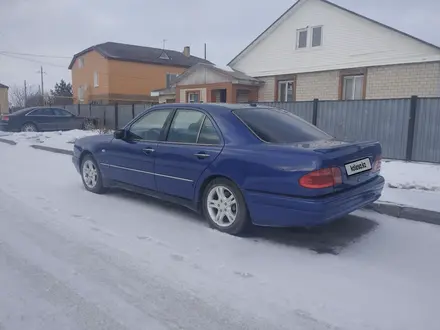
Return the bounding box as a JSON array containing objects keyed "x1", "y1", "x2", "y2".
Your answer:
[
  {"x1": 118, "y1": 105, "x2": 134, "y2": 128},
  {"x1": 257, "y1": 101, "x2": 314, "y2": 123},
  {"x1": 90, "y1": 105, "x2": 107, "y2": 127},
  {"x1": 134, "y1": 104, "x2": 147, "y2": 117},
  {"x1": 317, "y1": 99, "x2": 410, "y2": 160},
  {"x1": 65, "y1": 105, "x2": 78, "y2": 116},
  {"x1": 412, "y1": 98, "x2": 440, "y2": 163}
]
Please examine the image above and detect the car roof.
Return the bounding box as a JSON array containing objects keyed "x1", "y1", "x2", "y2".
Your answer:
[{"x1": 151, "y1": 102, "x2": 265, "y2": 114}]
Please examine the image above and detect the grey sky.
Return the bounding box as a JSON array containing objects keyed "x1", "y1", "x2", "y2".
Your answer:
[{"x1": 1, "y1": 0, "x2": 439, "y2": 93}]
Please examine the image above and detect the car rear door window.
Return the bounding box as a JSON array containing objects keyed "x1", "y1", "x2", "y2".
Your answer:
[
  {"x1": 167, "y1": 109, "x2": 205, "y2": 144},
  {"x1": 28, "y1": 108, "x2": 55, "y2": 116},
  {"x1": 234, "y1": 107, "x2": 331, "y2": 143},
  {"x1": 52, "y1": 108, "x2": 73, "y2": 117},
  {"x1": 129, "y1": 109, "x2": 173, "y2": 141},
  {"x1": 198, "y1": 117, "x2": 221, "y2": 145}
]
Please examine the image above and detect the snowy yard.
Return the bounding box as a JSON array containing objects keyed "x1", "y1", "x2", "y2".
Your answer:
[{"x1": 0, "y1": 134, "x2": 440, "y2": 329}]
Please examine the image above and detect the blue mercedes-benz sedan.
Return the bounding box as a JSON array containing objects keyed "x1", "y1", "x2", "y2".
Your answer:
[{"x1": 72, "y1": 103, "x2": 384, "y2": 235}]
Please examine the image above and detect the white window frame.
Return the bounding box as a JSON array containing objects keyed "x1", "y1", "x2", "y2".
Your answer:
[
  {"x1": 78, "y1": 86, "x2": 85, "y2": 102},
  {"x1": 296, "y1": 28, "x2": 308, "y2": 49},
  {"x1": 94, "y1": 71, "x2": 99, "y2": 88},
  {"x1": 311, "y1": 26, "x2": 323, "y2": 47},
  {"x1": 342, "y1": 75, "x2": 364, "y2": 100},
  {"x1": 166, "y1": 73, "x2": 179, "y2": 88},
  {"x1": 278, "y1": 80, "x2": 294, "y2": 102},
  {"x1": 78, "y1": 57, "x2": 84, "y2": 68},
  {"x1": 187, "y1": 92, "x2": 200, "y2": 103}
]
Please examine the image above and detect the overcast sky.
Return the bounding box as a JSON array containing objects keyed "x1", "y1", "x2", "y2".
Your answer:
[{"x1": 1, "y1": 0, "x2": 439, "y2": 94}]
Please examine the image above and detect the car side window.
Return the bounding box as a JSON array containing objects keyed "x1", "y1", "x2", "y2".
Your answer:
[
  {"x1": 129, "y1": 109, "x2": 172, "y2": 141},
  {"x1": 167, "y1": 109, "x2": 205, "y2": 144},
  {"x1": 29, "y1": 108, "x2": 54, "y2": 116},
  {"x1": 198, "y1": 117, "x2": 221, "y2": 145},
  {"x1": 52, "y1": 108, "x2": 73, "y2": 117}
]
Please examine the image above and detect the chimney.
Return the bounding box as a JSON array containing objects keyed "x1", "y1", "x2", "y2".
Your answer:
[{"x1": 183, "y1": 46, "x2": 190, "y2": 57}]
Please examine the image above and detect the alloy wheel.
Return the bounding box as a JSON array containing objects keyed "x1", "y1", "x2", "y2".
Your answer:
[
  {"x1": 22, "y1": 124, "x2": 36, "y2": 132},
  {"x1": 207, "y1": 185, "x2": 238, "y2": 227},
  {"x1": 82, "y1": 160, "x2": 98, "y2": 189}
]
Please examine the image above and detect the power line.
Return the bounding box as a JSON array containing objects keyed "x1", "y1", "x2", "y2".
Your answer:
[
  {"x1": 0, "y1": 53, "x2": 68, "y2": 68},
  {"x1": 0, "y1": 51, "x2": 71, "y2": 59}
]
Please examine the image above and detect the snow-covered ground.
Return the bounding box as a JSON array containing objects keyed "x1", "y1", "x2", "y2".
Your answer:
[
  {"x1": 1, "y1": 139, "x2": 440, "y2": 330},
  {"x1": 0, "y1": 129, "x2": 101, "y2": 150}
]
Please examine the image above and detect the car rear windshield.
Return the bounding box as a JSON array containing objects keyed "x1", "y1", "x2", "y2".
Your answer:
[{"x1": 234, "y1": 107, "x2": 332, "y2": 143}]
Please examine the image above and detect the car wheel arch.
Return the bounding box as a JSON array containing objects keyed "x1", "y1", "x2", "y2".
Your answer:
[
  {"x1": 79, "y1": 150, "x2": 93, "y2": 167},
  {"x1": 22, "y1": 121, "x2": 38, "y2": 130},
  {"x1": 196, "y1": 174, "x2": 241, "y2": 211}
]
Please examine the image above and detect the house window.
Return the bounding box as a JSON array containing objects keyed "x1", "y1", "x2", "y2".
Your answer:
[
  {"x1": 78, "y1": 57, "x2": 84, "y2": 68},
  {"x1": 78, "y1": 86, "x2": 85, "y2": 102},
  {"x1": 187, "y1": 91, "x2": 200, "y2": 103},
  {"x1": 296, "y1": 28, "x2": 308, "y2": 48},
  {"x1": 94, "y1": 71, "x2": 99, "y2": 87},
  {"x1": 166, "y1": 73, "x2": 179, "y2": 88},
  {"x1": 343, "y1": 75, "x2": 364, "y2": 100},
  {"x1": 311, "y1": 26, "x2": 323, "y2": 47},
  {"x1": 278, "y1": 81, "x2": 294, "y2": 102}
]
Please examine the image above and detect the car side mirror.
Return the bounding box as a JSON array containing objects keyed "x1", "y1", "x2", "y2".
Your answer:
[{"x1": 113, "y1": 129, "x2": 126, "y2": 139}]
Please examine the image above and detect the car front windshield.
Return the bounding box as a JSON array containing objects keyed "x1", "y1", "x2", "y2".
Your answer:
[{"x1": 233, "y1": 107, "x2": 332, "y2": 143}]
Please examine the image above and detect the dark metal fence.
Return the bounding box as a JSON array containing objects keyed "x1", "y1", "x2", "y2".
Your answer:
[
  {"x1": 55, "y1": 96, "x2": 440, "y2": 163},
  {"x1": 257, "y1": 96, "x2": 440, "y2": 163}
]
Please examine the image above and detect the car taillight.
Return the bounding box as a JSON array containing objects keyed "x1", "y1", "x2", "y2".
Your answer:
[
  {"x1": 372, "y1": 155, "x2": 382, "y2": 172},
  {"x1": 299, "y1": 167, "x2": 342, "y2": 189},
  {"x1": 0, "y1": 115, "x2": 9, "y2": 121}
]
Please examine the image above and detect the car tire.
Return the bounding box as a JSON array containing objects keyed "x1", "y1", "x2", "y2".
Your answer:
[
  {"x1": 202, "y1": 178, "x2": 250, "y2": 235},
  {"x1": 21, "y1": 123, "x2": 38, "y2": 132},
  {"x1": 83, "y1": 120, "x2": 95, "y2": 130},
  {"x1": 80, "y1": 154, "x2": 106, "y2": 194}
]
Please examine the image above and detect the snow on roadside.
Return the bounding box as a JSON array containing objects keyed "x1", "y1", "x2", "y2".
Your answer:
[
  {"x1": 381, "y1": 159, "x2": 440, "y2": 192},
  {"x1": 0, "y1": 130, "x2": 100, "y2": 151}
]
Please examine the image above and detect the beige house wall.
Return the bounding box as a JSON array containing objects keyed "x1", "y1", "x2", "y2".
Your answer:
[
  {"x1": 0, "y1": 88, "x2": 9, "y2": 114},
  {"x1": 366, "y1": 62, "x2": 440, "y2": 99}
]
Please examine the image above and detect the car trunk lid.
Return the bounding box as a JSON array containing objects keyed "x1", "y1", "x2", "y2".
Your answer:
[{"x1": 294, "y1": 139, "x2": 382, "y2": 192}]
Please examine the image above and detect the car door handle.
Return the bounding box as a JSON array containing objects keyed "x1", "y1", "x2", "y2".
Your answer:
[
  {"x1": 143, "y1": 147, "x2": 155, "y2": 155},
  {"x1": 194, "y1": 152, "x2": 210, "y2": 159}
]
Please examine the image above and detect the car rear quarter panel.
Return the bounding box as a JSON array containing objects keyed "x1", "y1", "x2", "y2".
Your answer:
[{"x1": 195, "y1": 144, "x2": 331, "y2": 201}]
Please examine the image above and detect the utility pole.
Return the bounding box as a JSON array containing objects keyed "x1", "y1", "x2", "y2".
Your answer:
[
  {"x1": 36, "y1": 66, "x2": 46, "y2": 105},
  {"x1": 24, "y1": 80, "x2": 27, "y2": 107},
  {"x1": 204, "y1": 43, "x2": 207, "y2": 60}
]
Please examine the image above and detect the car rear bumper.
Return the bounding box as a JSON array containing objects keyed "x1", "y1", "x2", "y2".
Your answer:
[
  {"x1": 0, "y1": 122, "x2": 10, "y2": 131},
  {"x1": 244, "y1": 175, "x2": 385, "y2": 227}
]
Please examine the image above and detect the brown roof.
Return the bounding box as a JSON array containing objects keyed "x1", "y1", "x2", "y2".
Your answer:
[{"x1": 69, "y1": 42, "x2": 212, "y2": 69}]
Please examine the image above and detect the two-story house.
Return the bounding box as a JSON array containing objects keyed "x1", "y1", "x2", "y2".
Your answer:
[
  {"x1": 68, "y1": 42, "x2": 211, "y2": 104},
  {"x1": 0, "y1": 83, "x2": 9, "y2": 114},
  {"x1": 176, "y1": 0, "x2": 440, "y2": 103}
]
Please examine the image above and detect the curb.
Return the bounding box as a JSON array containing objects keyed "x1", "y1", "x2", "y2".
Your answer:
[
  {"x1": 365, "y1": 202, "x2": 440, "y2": 226},
  {"x1": 21, "y1": 144, "x2": 440, "y2": 227},
  {"x1": 0, "y1": 138, "x2": 17, "y2": 145},
  {"x1": 30, "y1": 145, "x2": 73, "y2": 156}
]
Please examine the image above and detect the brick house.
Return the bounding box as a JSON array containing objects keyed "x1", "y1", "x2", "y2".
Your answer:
[
  {"x1": 178, "y1": 0, "x2": 440, "y2": 102},
  {"x1": 69, "y1": 42, "x2": 211, "y2": 104},
  {"x1": 174, "y1": 63, "x2": 261, "y2": 103},
  {"x1": 0, "y1": 83, "x2": 9, "y2": 114}
]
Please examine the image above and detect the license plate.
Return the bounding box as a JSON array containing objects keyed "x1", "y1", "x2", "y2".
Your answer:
[{"x1": 345, "y1": 158, "x2": 372, "y2": 176}]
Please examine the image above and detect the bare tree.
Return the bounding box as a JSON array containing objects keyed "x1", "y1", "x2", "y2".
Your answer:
[{"x1": 9, "y1": 84, "x2": 43, "y2": 109}]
